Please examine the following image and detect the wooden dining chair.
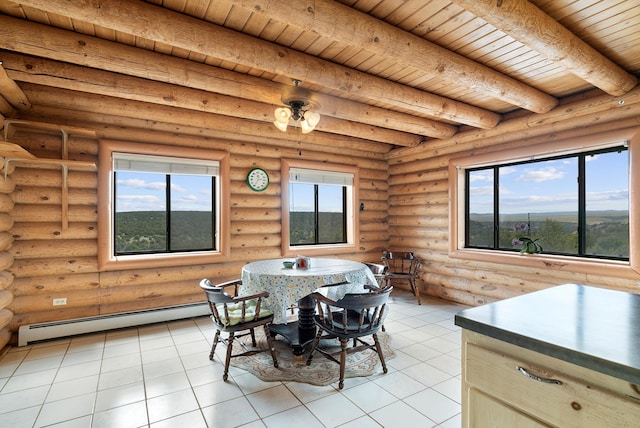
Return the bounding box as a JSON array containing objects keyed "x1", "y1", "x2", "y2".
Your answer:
[
  {"x1": 364, "y1": 262, "x2": 388, "y2": 287},
  {"x1": 306, "y1": 285, "x2": 393, "y2": 389},
  {"x1": 199, "y1": 278, "x2": 279, "y2": 381},
  {"x1": 382, "y1": 251, "x2": 422, "y2": 305},
  {"x1": 364, "y1": 262, "x2": 389, "y2": 332}
]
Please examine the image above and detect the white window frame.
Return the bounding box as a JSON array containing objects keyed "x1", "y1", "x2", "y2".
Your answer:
[
  {"x1": 448, "y1": 128, "x2": 640, "y2": 280},
  {"x1": 98, "y1": 140, "x2": 230, "y2": 271},
  {"x1": 281, "y1": 158, "x2": 359, "y2": 257}
]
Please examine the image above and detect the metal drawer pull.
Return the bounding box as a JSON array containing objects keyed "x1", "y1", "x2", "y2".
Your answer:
[{"x1": 516, "y1": 366, "x2": 563, "y2": 385}]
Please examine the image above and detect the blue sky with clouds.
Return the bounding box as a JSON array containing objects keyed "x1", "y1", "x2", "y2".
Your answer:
[
  {"x1": 115, "y1": 172, "x2": 345, "y2": 213},
  {"x1": 115, "y1": 172, "x2": 212, "y2": 212},
  {"x1": 469, "y1": 149, "x2": 629, "y2": 214},
  {"x1": 289, "y1": 183, "x2": 344, "y2": 212},
  {"x1": 115, "y1": 151, "x2": 628, "y2": 216}
]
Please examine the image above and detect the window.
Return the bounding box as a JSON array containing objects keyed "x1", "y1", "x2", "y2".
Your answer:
[
  {"x1": 466, "y1": 145, "x2": 629, "y2": 260},
  {"x1": 98, "y1": 141, "x2": 230, "y2": 270},
  {"x1": 113, "y1": 153, "x2": 218, "y2": 255},
  {"x1": 289, "y1": 168, "x2": 349, "y2": 245},
  {"x1": 281, "y1": 159, "x2": 358, "y2": 256},
  {"x1": 449, "y1": 128, "x2": 640, "y2": 279}
]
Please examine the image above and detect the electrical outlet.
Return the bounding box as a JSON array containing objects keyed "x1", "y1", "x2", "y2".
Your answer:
[{"x1": 53, "y1": 298, "x2": 67, "y2": 306}]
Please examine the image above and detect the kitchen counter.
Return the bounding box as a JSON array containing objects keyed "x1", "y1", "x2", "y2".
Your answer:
[{"x1": 455, "y1": 283, "x2": 640, "y2": 385}]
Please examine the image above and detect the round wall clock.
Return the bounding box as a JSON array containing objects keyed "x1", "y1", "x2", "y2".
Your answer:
[{"x1": 246, "y1": 167, "x2": 269, "y2": 192}]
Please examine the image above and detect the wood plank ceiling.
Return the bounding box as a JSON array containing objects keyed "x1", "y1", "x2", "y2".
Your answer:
[{"x1": 0, "y1": 0, "x2": 638, "y2": 149}]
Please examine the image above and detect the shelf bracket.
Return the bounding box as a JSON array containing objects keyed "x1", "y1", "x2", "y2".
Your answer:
[
  {"x1": 61, "y1": 164, "x2": 69, "y2": 231},
  {"x1": 1, "y1": 120, "x2": 97, "y2": 232}
]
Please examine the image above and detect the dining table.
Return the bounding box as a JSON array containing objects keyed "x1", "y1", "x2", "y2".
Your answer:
[{"x1": 240, "y1": 257, "x2": 378, "y2": 355}]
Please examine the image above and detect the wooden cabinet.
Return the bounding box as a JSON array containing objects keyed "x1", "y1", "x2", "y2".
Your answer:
[
  {"x1": 462, "y1": 330, "x2": 640, "y2": 428},
  {"x1": 468, "y1": 388, "x2": 548, "y2": 427}
]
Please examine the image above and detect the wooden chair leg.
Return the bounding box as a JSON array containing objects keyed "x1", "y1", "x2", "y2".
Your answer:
[
  {"x1": 210, "y1": 329, "x2": 221, "y2": 360},
  {"x1": 373, "y1": 333, "x2": 388, "y2": 374},
  {"x1": 223, "y1": 332, "x2": 235, "y2": 381},
  {"x1": 250, "y1": 328, "x2": 257, "y2": 347},
  {"x1": 338, "y1": 338, "x2": 348, "y2": 390},
  {"x1": 410, "y1": 278, "x2": 422, "y2": 305},
  {"x1": 263, "y1": 324, "x2": 279, "y2": 368},
  {"x1": 305, "y1": 328, "x2": 323, "y2": 366}
]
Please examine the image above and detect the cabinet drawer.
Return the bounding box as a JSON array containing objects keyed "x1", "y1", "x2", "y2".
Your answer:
[
  {"x1": 469, "y1": 388, "x2": 550, "y2": 427},
  {"x1": 466, "y1": 343, "x2": 640, "y2": 428}
]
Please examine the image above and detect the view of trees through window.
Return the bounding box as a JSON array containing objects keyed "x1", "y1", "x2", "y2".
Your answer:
[
  {"x1": 467, "y1": 145, "x2": 629, "y2": 260},
  {"x1": 114, "y1": 171, "x2": 215, "y2": 255},
  {"x1": 289, "y1": 182, "x2": 346, "y2": 245}
]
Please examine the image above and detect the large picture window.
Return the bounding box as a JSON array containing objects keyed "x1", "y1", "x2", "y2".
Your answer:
[
  {"x1": 466, "y1": 145, "x2": 629, "y2": 260},
  {"x1": 281, "y1": 159, "x2": 358, "y2": 256},
  {"x1": 449, "y1": 128, "x2": 640, "y2": 279},
  {"x1": 113, "y1": 153, "x2": 218, "y2": 255},
  {"x1": 98, "y1": 141, "x2": 229, "y2": 271}
]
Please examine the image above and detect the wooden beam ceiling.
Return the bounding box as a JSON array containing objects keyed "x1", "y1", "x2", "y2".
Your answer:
[
  {"x1": 1, "y1": 52, "x2": 425, "y2": 146},
  {"x1": 229, "y1": 0, "x2": 558, "y2": 113},
  {"x1": 0, "y1": 61, "x2": 30, "y2": 111},
  {"x1": 0, "y1": 0, "x2": 637, "y2": 148},
  {"x1": 21, "y1": 83, "x2": 395, "y2": 155},
  {"x1": 451, "y1": 0, "x2": 637, "y2": 96},
  {"x1": 13, "y1": 0, "x2": 503, "y2": 130},
  {"x1": 0, "y1": 15, "x2": 459, "y2": 144}
]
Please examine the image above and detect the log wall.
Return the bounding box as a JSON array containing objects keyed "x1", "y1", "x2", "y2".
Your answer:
[
  {"x1": 2, "y1": 83, "x2": 640, "y2": 350},
  {"x1": 0, "y1": 161, "x2": 15, "y2": 350},
  {"x1": 1, "y1": 113, "x2": 390, "y2": 348},
  {"x1": 387, "y1": 87, "x2": 640, "y2": 306}
]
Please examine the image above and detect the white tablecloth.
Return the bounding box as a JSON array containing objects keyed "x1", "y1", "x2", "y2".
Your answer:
[{"x1": 241, "y1": 258, "x2": 377, "y2": 324}]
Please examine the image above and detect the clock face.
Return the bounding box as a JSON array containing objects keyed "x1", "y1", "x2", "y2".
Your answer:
[{"x1": 247, "y1": 168, "x2": 269, "y2": 191}]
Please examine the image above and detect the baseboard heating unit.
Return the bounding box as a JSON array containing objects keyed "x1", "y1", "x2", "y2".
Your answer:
[{"x1": 18, "y1": 303, "x2": 210, "y2": 346}]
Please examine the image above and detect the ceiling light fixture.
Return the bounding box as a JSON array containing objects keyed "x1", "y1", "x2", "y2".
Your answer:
[{"x1": 273, "y1": 79, "x2": 320, "y2": 134}]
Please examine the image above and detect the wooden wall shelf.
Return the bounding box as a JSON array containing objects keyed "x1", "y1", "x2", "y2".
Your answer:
[{"x1": 1, "y1": 120, "x2": 97, "y2": 231}]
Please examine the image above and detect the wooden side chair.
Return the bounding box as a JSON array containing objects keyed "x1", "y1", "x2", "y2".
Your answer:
[
  {"x1": 306, "y1": 285, "x2": 393, "y2": 389},
  {"x1": 364, "y1": 262, "x2": 388, "y2": 287},
  {"x1": 199, "y1": 278, "x2": 279, "y2": 381},
  {"x1": 364, "y1": 262, "x2": 389, "y2": 332},
  {"x1": 382, "y1": 251, "x2": 422, "y2": 305}
]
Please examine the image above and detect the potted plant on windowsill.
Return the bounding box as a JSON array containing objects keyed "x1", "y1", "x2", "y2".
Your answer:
[
  {"x1": 512, "y1": 221, "x2": 543, "y2": 254},
  {"x1": 513, "y1": 236, "x2": 543, "y2": 254}
]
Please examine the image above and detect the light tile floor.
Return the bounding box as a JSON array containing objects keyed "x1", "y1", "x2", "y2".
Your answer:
[{"x1": 0, "y1": 289, "x2": 466, "y2": 427}]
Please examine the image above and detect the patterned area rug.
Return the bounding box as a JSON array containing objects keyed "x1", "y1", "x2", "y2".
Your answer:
[{"x1": 229, "y1": 329, "x2": 395, "y2": 386}]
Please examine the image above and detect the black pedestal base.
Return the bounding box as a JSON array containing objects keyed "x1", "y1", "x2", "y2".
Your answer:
[{"x1": 269, "y1": 295, "x2": 317, "y2": 356}]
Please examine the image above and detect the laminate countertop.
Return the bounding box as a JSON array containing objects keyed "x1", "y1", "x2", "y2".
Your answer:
[{"x1": 454, "y1": 283, "x2": 640, "y2": 385}]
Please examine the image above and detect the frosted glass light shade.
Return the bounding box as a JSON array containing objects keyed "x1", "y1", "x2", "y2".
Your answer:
[
  {"x1": 300, "y1": 112, "x2": 320, "y2": 134},
  {"x1": 274, "y1": 106, "x2": 320, "y2": 133},
  {"x1": 274, "y1": 107, "x2": 291, "y2": 132}
]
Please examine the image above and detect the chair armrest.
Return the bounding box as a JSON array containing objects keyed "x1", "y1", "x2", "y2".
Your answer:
[
  {"x1": 364, "y1": 284, "x2": 393, "y2": 294},
  {"x1": 310, "y1": 291, "x2": 338, "y2": 306},
  {"x1": 321, "y1": 280, "x2": 349, "y2": 288},
  {"x1": 216, "y1": 279, "x2": 269, "y2": 301},
  {"x1": 231, "y1": 290, "x2": 270, "y2": 302}
]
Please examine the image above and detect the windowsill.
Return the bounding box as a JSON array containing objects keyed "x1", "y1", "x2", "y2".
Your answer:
[
  {"x1": 449, "y1": 247, "x2": 639, "y2": 280},
  {"x1": 99, "y1": 251, "x2": 228, "y2": 271},
  {"x1": 282, "y1": 243, "x2": 357, "y2": 258}
]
